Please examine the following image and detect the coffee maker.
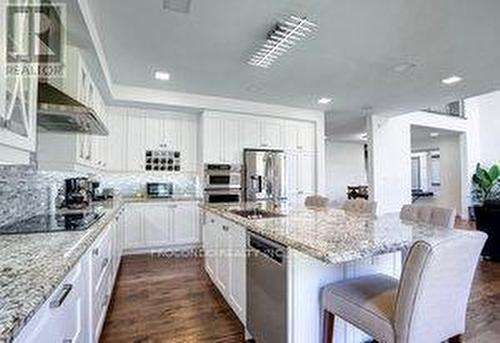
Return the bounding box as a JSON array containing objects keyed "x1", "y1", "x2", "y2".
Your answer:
[{"x1": 64, "y1": 177, "x2": 91, "y2": 209}]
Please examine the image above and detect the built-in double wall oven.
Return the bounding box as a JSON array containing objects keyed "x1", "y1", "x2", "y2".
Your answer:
[{"x1": 203, "y1": 164, "x2": 242, "y2": 203}]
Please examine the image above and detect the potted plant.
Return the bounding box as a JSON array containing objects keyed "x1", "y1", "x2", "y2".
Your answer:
[{"x1": 472, "y1": 162, "x2": 500, "y2": 261}]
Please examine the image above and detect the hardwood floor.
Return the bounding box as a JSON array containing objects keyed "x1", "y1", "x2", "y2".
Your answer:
[
  {"x1": 101, "y1": 253, "x2": 500, "y2": 343},
  {"x1": 100, "y1": 254, "x2": 244, "y2": 343}
]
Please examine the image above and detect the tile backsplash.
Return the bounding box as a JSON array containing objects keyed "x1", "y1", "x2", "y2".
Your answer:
[{"x1": 0, "y1": 164, "x2": 200, "y2": 227}]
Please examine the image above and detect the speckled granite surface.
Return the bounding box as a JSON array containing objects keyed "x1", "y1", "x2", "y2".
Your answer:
[
  {"x1": 0, "y1": 200, "x2": 123, "y2": 343},
  {"x1": 201, "y1": 202, "x2": 474, "y2": 264}
]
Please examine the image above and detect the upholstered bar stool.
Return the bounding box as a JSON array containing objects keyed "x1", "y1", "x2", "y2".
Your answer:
[
  {"x1": 341, "y1": 199, "x2": 377, "y2": 216},
  {"x1": 322, "y1": 232, "x2": 487, "y2": 343},
  {"x1": 399, "y1": 204, "x2": 456, "y2": 229},
  {"x1": 305, "y1": 195, "x2": 330, "y2": 209}
]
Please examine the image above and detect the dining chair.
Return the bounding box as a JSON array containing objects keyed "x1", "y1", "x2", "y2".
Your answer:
[{"x1": 322, "y1": 231, "x2": 487, "y2": 343}]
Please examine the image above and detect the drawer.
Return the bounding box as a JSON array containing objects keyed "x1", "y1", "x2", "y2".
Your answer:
[
  {"x1": 93, "y1": 268, "x2": 112, "y2": 341},
  {"x1": 90, "y1": 227, "x2": 112, "y2": 292}
]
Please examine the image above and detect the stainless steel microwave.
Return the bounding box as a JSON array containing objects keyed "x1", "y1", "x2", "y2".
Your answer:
[{"x1": 146, "y1": 182, "x2": 173, "y2": 198}]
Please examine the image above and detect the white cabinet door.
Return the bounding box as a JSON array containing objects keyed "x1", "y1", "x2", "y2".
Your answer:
[
  {"x1": 203, "y1": 213, "x2": 217, "y2": 280},
  {"x1": 163, "y1": 118, "x2": 181, "y2": 150},
  {"x1": 222, "y1": 118, "x2": 241, "y2": 163},
  {"x1": 298, "y1": 122, "x2": 316, "y2": 152},
  {"x1": 203, "y1": 116, "x2": 223, "y2": 163},
  {"x1": 173, "y1": 203, "x2": 199, "y2": 245},
  {"x1": 299, "y1": 152, "x2": 316, "y2": 196},
  {"x1": 143, "y1": 205, "x2": 172, "y2": 247},
  {"x1": 240, "y1": 116, "x2": 260, "y2": 150},
  {"x1": 124, "y1": 204, "x2": 144, "y2": 249},
  {"x1": 144, "y1": 114, "x2": 163, "y2": 151},
  {"x1": 286, "y1": 152, "x2": 299, "y2": 199},
  {"x1": 180, "y1": 119, "x2": 198, "y2": 172},
  {"x1": 284, "y1": 123, "x2": 300, "y2": 151},
  {"x1": 229, "y1": 223, "x2": 246, "y2": 322},
  {"x1": 126, "y1": 114, "x2": 145, "y2": 171},
  {"x1": 107, "y1": 109, "x2": 126, "y2": 171},
  {"x1": 260, "y1": 119, "x2": 283, "y2": 149},
  {"x1": 15, "y1": 258, "x2": 87, "y2": 343},
  {"x1": 215, "y1": 223, "x2": 230, "y2": 296}
]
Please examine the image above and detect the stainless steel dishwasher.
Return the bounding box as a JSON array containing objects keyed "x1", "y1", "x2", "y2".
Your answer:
[{"x1": 247, "y1": 232, "x2": 287, "y2": 343}]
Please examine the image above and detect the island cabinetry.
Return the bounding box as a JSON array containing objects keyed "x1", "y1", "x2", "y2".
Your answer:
[{"x1": 202, "y1": 211, "x2": 246, "y2": 323}]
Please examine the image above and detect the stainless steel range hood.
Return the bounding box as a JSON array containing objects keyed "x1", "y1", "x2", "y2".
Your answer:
[{"x1": 37, "y1": 82, "x2": 108, "y2": 135}]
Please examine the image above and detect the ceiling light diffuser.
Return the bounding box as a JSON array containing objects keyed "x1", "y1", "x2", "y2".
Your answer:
[
  {"x1": 441, "y1": 75, "x2": 462, "y2": 85},
  {"x1": 318, "y1": 97, "x2": 332, "y2": 104},
  {"x1": 154, "y1": 71, "x2": 171, "y2": 81},
  {"x1": 248, "y1": 15, "x2": 317, "y2": 68}
]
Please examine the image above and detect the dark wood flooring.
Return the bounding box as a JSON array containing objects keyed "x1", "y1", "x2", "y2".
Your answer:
[{"x1": 101, "y1": 250, "x2": 500, "y2": 343}]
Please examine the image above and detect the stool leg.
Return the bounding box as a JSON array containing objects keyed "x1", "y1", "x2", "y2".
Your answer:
[
  {"x1": 323, "y1": 310, "x2": 335, "y2": 343},
  {"x1": 449, "y1": 334, "x2": 464, "y2": 343}
]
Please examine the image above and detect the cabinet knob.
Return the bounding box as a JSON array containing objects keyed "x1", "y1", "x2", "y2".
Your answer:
[
  {"x1": 93, "y1": 248, "x2": 99, "y2": 256},
  {"x1": 222, "y1": 225, "x2": 229, "y2": 231}
]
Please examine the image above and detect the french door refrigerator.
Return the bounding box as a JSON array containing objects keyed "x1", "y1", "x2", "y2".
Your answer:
[{"x1": 244, "y1": 149, "x2": 287, "y2": 201}]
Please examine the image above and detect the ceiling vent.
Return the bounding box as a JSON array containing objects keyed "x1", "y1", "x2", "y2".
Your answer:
[
  {"x1": 163, "y1": 0, "x2": 192, "y2": 13},
  {"x1": 247, "y1": 15, "x2": 317, "y2": 68}
]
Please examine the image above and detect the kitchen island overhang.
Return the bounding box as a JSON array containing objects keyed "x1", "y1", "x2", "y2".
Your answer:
[{"x1": 200, "y1": 202, "x2": 478, "y2": 343}]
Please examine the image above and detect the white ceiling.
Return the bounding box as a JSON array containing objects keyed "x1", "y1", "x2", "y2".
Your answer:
[
  {"x1": 411, "y1": 124, "x2": 460, "y2": 147},
  {"x1": 85, "y1": 0, "x2": 500, "y2": 119}
]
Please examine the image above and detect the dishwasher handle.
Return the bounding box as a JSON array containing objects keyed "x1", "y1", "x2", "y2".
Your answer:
[{"x1": 249, "y1": 234, "x2": 285, "y2": 264}]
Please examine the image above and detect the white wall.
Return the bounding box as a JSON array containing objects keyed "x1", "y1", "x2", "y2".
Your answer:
[
  {"x1": 466, "y1": 90, "x2": 500, "y2": 166},
  {"x1": 368, "y1": 111, "x2": 478, "y2": 216},
  {"x1": 325, "y1": 141, "x2": 367, "y2": 204},
  {"x1": 412, "y1": 136, "x2": 462, "y2": 213}
]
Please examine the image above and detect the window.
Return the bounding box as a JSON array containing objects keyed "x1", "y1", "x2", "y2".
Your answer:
[
  {"x1": 430, "y1": 153, "x2": 441, "y2": 186},
  {"x1": 411, "y1": 157, "x2": 421, "y2": 190}
]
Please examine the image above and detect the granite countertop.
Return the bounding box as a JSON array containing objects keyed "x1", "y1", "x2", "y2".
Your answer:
[
  {"x1": 201, "y1": 202, "x2": 475, "y2": 264},
  {"x1": 0, "y1": 200, "x2": 124, "y2": 342},
  {"x1": 123, "y1": 195, "x2": 202, "y2": 203}
]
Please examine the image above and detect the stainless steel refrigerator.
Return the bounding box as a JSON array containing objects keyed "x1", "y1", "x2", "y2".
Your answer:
[{"x1": 244, "y1": 149, "x2": 287, "y2": 201}]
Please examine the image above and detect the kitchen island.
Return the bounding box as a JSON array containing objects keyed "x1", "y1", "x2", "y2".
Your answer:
[{"x1": 201, "y1": 202, "x2": 476, "y2": 343}]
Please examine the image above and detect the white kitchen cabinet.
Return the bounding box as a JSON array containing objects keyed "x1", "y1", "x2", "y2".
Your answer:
[
  {"x1": 173, "y1": 203, "x2": 200, "y2": 245},
  {"x1": 286, "y1": 151, "x2": 316, "y2": 203},
  {"x1": 143, "y1": 204, "x2": 172, "y2": 247},
  {"x1": 0, "y1": 2, "x2": 38, "y2": 163},
  {"x1": 106, "y1": 108, "x2": 127, "y2": 171},
  {"x1": 284, "y1": 121, "x2": 316, "y2": 152},
  {"x1": 124, "y1": 204, "x2": 144, "y2": 250},
  {"x1": 124, "y1": 201, "x2": 200, "y2": 253},
  {"x1": 259, "y1": 119, "x2": 283, "y2": 149},
  {"x1": 144, "y1": 113, "x2": 164, "y2": 150},
  {"x1": 239, "y1": 116, "x2": 260, "y2": 150},
  {"x1": 126, "y1": 113, "x2": 145, "y2": 172},
  {"x1": 163, "y1": 118, "x2": 181, "y2": 151},
  {"x1": 202, "y1": 213, "x2": 247, "y2": 324},
  {"x1": 15, "y1": 256, "x2": 88, "y2": 343},
  {"x1": 180, "y1": 119, "x2": 198, "y2": 172},
  {"x1": 222, "y1": 118, "x2": 241, "y2": 163},
  {"x1": 202, "y1": 115, "x2": 223, "y2": 163}
]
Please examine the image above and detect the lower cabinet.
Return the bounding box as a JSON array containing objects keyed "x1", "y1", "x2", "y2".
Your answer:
[
  {"x1": 15, "y1": 206, "x2": 126, "y2": 343},
  {"x1": 123, "y1": 201, "x2": 200, "y2": 252},
  {"x1": 202, "y1": 212, "x2": 246, "y2": 323}
]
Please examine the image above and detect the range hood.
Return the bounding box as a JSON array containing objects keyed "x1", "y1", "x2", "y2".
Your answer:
[{"x1": 37, "y1": 82, "x2": 109, "y2": 135}]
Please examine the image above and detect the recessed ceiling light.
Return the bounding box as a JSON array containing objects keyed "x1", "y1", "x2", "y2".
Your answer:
[
  {"x1": 154, "y1": 71, "x2": 171, "y2": 81},
  {"x1": 430, "y1": 132, "x2": 440, "y2": 138},
  {"x1": 318, "y1": 97, "x2": 332, "y2": 104},
  {"x1": 441, "y1": 75, "x2": 462, "y2": 85},
  {"x1": 393, "y1": 62, "x2": 417, "y2": 73}
]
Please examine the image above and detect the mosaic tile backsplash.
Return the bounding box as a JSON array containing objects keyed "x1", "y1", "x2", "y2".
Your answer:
[{"x1": 0, "y1": 164, "x2": 199, "y2": 227}]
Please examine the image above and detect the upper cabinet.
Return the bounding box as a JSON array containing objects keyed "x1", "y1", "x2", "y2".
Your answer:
[
  {"x1": 0, "y1": 2, "x2": 38, "y2": 163},
  {"x1": 202, "y1": 111, "x2": 317, "y2": 164}
]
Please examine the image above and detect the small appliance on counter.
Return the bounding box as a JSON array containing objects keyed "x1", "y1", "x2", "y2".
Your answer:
[
  {"x1": 88, "y1": 180, "x2": 114, "y2": 201},
  {"x1": 147, "y1": 182, "x2": 174, "y2": 198},
  {"x1": 203, "y1": 164, "x2": 242, "y2": 203},
  {"x1": 64, "y1": 177, "x2": 91, "y2": 209}
]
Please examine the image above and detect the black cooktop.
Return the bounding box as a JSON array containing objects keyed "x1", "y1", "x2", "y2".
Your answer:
[{"x1": 0, "y1": 209, "x2": 105, "y2": 235}]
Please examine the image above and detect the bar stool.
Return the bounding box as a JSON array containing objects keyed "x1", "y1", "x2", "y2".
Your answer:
[
  {"x1": 322, "y1": 231, "x2": 487, "y2": 343},
  {"x1": 305, "y1": 195, "x2": 330, "y2": 209}
]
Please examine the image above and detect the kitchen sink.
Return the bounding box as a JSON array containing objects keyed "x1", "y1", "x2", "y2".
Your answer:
[{"x1": 229, "y1": 208, "x2": 286, "y2": 220}]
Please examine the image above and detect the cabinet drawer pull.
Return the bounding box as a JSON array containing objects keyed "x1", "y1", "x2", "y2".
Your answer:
[
  {"x1": 50, "y1": 284, "x2": 73, "y2": 308},
  {"x1": 62, "y1": 339, "x2": 72, "y2": 343},
  {"x1": 101, "y1": 294, "x2": 110, "y2": 308},
  {"x1": 101, "y1": 257, "x2": 109, "y2": 270},
  {"x1": 93, "y1": 248, "x2": 99, "y2": 256},
  {"x1": 222, "y1": 225, "x2": 229, "y2": 232}
]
